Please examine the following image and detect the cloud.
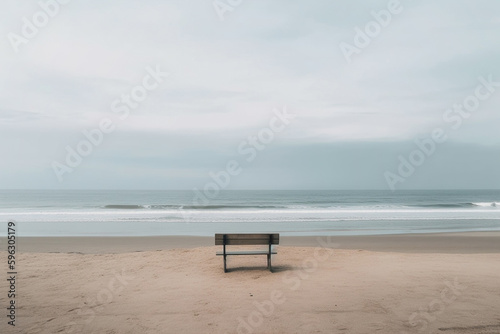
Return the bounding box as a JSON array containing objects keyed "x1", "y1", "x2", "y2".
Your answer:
[{"x1": 1, "y1": 0, "x2": 499, "y2": 188}]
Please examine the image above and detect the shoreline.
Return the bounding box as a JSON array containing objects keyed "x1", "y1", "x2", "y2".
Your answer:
[{"x1": 10, "y1": 231, "x2": 500, "y2": 254}]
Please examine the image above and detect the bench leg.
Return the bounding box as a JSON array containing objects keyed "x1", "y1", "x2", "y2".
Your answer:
[
  {"x1": 268, "y1": 243, "x2": 272, "y2": 272},
  {"x1": 223, "y1": 242, "x2": 227, "y2": 273}
]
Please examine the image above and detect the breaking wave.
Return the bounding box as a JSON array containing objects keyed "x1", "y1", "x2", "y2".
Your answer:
[{"x1": 103, "y1": 204, "x2": 285, "y2": 210}]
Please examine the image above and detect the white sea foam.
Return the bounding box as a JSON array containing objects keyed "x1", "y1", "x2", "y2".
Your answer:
[{"x1": 473, "y1": 202, "x2": 499, "y2": 207}]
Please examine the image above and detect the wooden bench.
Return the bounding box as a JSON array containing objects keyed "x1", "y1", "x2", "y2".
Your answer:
[{"x1": 215, "y1": 233, "x2": 279, "y2": 272}]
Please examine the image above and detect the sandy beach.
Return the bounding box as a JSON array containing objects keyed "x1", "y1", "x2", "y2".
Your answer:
[{"x1": 1, "y1": 233, "x2": 500, "y2": 334}]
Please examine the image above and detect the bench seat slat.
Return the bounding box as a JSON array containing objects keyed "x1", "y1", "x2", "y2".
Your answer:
[
  {"x1": 216, "y1": 250, "x2": 277, "y2": 256},
  {"x1": 216, "y1": 239, "x2": 277, "y2": 245}
]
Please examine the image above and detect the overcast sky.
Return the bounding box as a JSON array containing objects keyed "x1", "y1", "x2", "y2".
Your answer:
[{"x1": 1, "y1": 0, "x2": 500, "y2": 190}]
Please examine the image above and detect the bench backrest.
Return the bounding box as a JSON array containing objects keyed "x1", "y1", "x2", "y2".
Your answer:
[{"x1": 215, "y1": 233, "x2": 279, "y2": 245}]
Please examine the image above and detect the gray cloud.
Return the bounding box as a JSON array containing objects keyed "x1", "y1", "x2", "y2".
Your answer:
[{"x1": 1, "y1": 0, "x2": 499, "y2": 189}]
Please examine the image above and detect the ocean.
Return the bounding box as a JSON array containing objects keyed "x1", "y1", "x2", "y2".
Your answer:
[{"x1": 1, "y1": 190, "x2": 499, "y2": 237}]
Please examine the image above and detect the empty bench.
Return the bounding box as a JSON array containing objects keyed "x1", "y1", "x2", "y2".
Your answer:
[{"x1": 215, "y1": 233, "x2": 279, "y2": 272}]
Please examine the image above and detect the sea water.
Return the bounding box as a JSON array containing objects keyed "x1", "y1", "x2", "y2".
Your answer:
[{"x1": 1, "y1": 190, "x2": 499, "y2": 236}]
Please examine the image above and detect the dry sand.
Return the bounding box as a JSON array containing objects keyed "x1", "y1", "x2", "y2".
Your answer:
[{"x1": 1, "y1": 233, "x2": 500, "y2": 334}]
